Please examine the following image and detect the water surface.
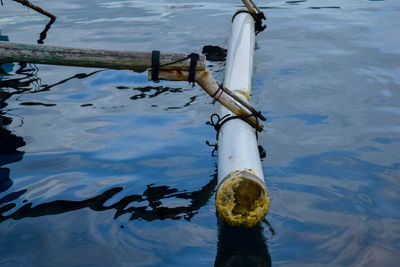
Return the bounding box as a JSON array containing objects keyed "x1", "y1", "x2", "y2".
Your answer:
[{"x1": 1, "y1": 0, "x2": 400, "y2": 266}]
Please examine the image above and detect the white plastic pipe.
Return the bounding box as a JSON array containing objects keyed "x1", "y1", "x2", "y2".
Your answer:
[{"x1": 215, "y1": 12, "x2": 269, "y2": 228}]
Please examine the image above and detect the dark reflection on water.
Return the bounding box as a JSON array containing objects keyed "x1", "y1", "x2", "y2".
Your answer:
[
  {"x1": 215, "y1": 220, "x2": 271, "y2": 267},
  {"x1": 309, "y1": 6, "x2": 340, "y2": 9},
  {"x1": 0, "y1": 32, "x2": 25, "y2": 196},
  {"x1": 0, "y1": 126, "x2": 24, "y2": 193},
  {"x1": 0, "y1": 172, "x2": 217, "y2": 223},
  {"x1": 116, "y1": 85, "x2": 199, "y2": 110},
  {"x1": 129, "y1": 86, "x2": 184, "y2": 100},
  {"x1": 285, "y1": 0, "x2": 307, "y2": 4},
  {"x1": 0, "y1": 61, "x2": 101, "y2": 106},
  {"x1": 39, "y1": 70, "x2": 102, "y2": 92},
  {"x1": 1, "y1": 63, "x2": 40, "y2": 91},
  {"x1": 37, "y1": 18, "x2": 55, "y2": 44}
]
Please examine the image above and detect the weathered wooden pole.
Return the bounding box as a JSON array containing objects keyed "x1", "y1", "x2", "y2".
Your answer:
[
  {"x1": 0, "y1": 42, "x2": 206, "y2": 72},
  {"x1": 241, "y1": 0, "x2": 258, "y2": 18},
  {"x1": 13, "y1": 0, "x2": 56, "y2": 20},
  {"x1": 214, "y1": 12, "x2": 269, "y2": 228}
]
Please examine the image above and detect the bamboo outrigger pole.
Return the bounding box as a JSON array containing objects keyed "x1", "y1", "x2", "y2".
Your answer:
[{"x1": 0, "y1": 42, "x2": 206, "y2": 72}]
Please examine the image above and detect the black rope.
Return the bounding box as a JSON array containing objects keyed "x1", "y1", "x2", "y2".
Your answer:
[
  {"x1": 205, "y1": 141, "x2": 218, "y2": 157},
  {"x1": 232, "y1": 10, "x2": 266, "y2": 35},
  {"x1": 151, "y1": 50, "x2": 160, "y2": 83},
  {"x1": 211, "y1": 83, "x2": 224, "y2": 104},
  {"x1": 258, "y1": 145, "x2": 266, "y2": 159},
  {"x1": 151, "y1": 52, "x2": 200, "y2": 86},
  {"x1": 188, "y1": 53, "x2": 199, "y2": 87},
  {"x1": 263, "y1": 218, "x2": 276, "y2": 236},
  {"x1": 254, "y1": 12, "x2": 267, "y2": 35},
  {"x1": 206, "y1": 114, "x2": 230, "y2": 139},
  {"x1": 206, "y1": 112, "x2": 260, "y2": 140}
]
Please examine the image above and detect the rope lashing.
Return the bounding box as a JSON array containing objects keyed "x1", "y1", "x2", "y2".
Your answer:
[
  {"x1": 206, "y1": 139, "x2": 267, "y2": 159},
  {"x1": 254, "y1": 13, "x2": 266, "y2": 34},
  {"x1": 206, "y1": 112, "x2": 261, "y2": 140},
  {"x1": 206, "y1": 114, "x2": 230, "y2": 139},
  {"x1": 212, "y1": 81, "x2": 266, "y2": 122},
  {"x1": 237, "y1": 0, "x2": 267, "y2": 34},
  {"x1": 188, "y1": 53, "x2": 199, "y2": 87},
  {"x1": 211, "y1": 83, "x2": 224, "y2": 104},
  {"x1": 151, "y1": 51, "x2": 200, "y2": 86},
  {"x1": 205, "y1": 140, "x2": 218, "y2": 157},
  {"x1": 151, "y1": 50, "x2": 160, "y2": 83},
  {"x1": 247, "y1": 0, "x2": 267, "y2": 33}
]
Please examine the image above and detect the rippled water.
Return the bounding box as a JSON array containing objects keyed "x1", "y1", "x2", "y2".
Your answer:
[{"x1": 1, "y1": 0, "x2": 400, "y2": 266}]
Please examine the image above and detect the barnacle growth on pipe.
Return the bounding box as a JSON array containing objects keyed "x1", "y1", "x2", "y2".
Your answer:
[{"x1": 215, "y1": 170, "x2": 269, "y2": 228}]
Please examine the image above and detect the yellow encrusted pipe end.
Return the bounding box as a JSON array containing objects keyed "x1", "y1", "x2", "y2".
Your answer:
[{"x1": 215, "y1": 170, "x2": 269, "y2": 228}]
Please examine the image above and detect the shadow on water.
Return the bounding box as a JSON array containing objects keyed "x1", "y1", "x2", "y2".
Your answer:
[{"x1": 215, "y1": 219, "x2": 272, "y2": 267}]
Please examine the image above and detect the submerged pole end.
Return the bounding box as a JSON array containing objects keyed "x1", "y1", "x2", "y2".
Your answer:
[{"x1": 215, "y1": 170, "x2": 269, "y2": 228}]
